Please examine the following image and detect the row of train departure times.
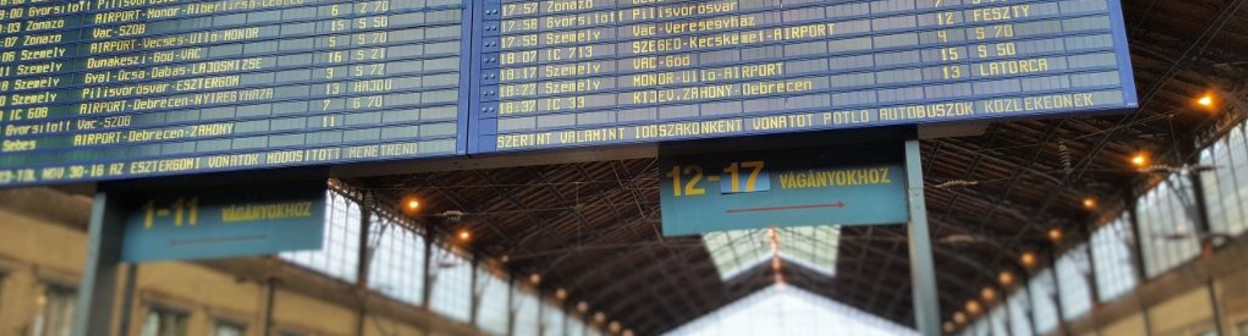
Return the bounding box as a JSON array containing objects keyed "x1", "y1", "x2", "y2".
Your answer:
[
  {"x1": 472, "y1": 0, "x2": 1138, "y2": 152},
  {"x1": 0, "y1": 0, "x2": 472, "y2": 186}
]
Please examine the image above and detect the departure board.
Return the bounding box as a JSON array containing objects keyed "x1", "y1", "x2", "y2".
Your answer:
[
  {"x1": 468, "y1": 0, "x2": 1138, "y2": 153},
  {"x1": 0, "y1": 0, "x2": 472, "y2": 186},
  {"x1": 1, "y1": 0, "x2": 1140, "y2": 187}
]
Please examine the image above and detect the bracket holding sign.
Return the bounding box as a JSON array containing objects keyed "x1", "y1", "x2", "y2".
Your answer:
[{"x1": 660, "y1": 143, "x2": 908, "y2": 236}]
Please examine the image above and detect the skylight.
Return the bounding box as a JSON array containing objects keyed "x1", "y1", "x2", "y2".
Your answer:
[
  {"x1": 664, "y1": 285, "x2": 918, "y2": 336},
  {"x1": 703, "y1": 226, "x2": 841, "y2": 280}
]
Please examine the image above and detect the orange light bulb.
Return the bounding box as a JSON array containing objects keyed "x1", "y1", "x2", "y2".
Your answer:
[
  {"x1": 1021, "y1": 252, "x2": 1037, "y2": 267},
  {"x1": 1082, "y1": 198, "x2": 1097, "y2": 209},
  {"x1": 1197, "y1": 95, "x2": 1214, "y2": 107}
]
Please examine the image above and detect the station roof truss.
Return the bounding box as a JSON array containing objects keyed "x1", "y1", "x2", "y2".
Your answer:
[{"x1": 346, "y1": 1, "x2": 1248, "y2": 334}]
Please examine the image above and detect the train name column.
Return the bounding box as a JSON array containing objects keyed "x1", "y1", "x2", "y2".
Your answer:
[{"x1": 0, "y1": 0, "x2": 90, "y2": 184}]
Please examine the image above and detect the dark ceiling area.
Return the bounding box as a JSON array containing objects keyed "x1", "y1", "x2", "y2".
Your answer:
[{"x1": 345, "y1": 0, "x2": 1248, "y2": 334}]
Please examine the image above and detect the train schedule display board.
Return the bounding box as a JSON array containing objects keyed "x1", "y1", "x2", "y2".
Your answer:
[
  {"x1": 0, "y1": 0, "x2": 473, "y2": 187},
  {"x1": 1, "y1": 0, "x2": 1139, "y2": 187},
  {"x1": 470, "y1": 0, "x2": 1138, "y2": 153}
]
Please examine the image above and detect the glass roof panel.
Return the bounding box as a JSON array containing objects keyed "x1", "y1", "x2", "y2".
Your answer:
[
  {"x1": 776, "y1": 226, "x2": 840, "y2": 277},
  {"x1": 664, "y1": 285, "x2": 918, "y2": 336},
  {"x1": 703, "y1": 228, "x2": 771, "y2": 280},
  {"x1": 703, "y1": 226, "x2": 840, "y2": 280}
]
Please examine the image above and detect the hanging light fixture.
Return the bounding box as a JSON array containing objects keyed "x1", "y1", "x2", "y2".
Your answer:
[
  {"x1": 1130, "y1": 151, "x2": 1150, "y2": 168},
  {"x1": 998, "y1": 271, "x2": 1014, "y2": 286},
  {"x1": 1082, "y1": 197, "x2": 1097, "y2": 210},
  {"x1": 1047, "y1": 227, "x2": 1063, "y2": 243},
  {"x1": 981, "y1": 287, "x2": 997, "y2": 302},
  {"x1": 1020, "y1": 251, "x2": 1037, "y2": 268}
]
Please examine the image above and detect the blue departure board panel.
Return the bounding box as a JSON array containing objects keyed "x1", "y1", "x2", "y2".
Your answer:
[
  {"x1": 0, "y1": 0, "x2": 472, "y2": 186},
  {"x1": 468, "y1": 0, "x2": 1138, "y2": 153},
  {"x1": 1, "y1": 0, "x2": 1140, "y2": 187}
]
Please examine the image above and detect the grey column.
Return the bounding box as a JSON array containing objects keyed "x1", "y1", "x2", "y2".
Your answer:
[
  {"x1": 1049, "y1": 249, "x2": 1073, "y2": 336},
  {"x1": 1122, "y1": 188, "x2": 1154, "y2": 336},
  {"x1": 117, "y1": 264, "x2": 139, "y2": 336},
  {"x1": 508, "y1": 275, "x2": 517, "y2": 336},
  {"x1": 471, "y1": 252, "x2": 481, "y2": 327},
  {"x1": 422, "y1": 221, "x2": 435, "y2": 309},
  {"x1": 905, "y1": 138, "x2": 941, "y2": 336},
  {"x1": 355, "y1": 206, "x2": 373, "y2": 336},
  {"x1": 1186, "y1": 152, "x2": 1228, "y2": 336},
  {"x1": 73, "y1": 191, "x2": 127, "y2": 336}
]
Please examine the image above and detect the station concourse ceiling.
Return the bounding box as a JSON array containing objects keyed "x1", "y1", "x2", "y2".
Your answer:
[{"x1": 344, "y1": 0, "x2": 1248, "y2": 334}]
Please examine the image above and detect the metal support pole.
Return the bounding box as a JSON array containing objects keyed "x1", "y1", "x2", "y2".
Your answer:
[
  {"x1": 422, "y1": 221, "x2": 435, "y2": 309},
  {"x1": 73, "y1": 191, "x2": 126, "y2": 336},
  {"x1": 1186, "y1": 166, "x2": 1228, "y2": 336},
  {"x1": 1008, "y1": 279, "x2": 1038, "y2": 336},
  {"x1": 355, "y1": 206, "x2": 373, "y2": 336},
  {"x1": 1021, "y1": 270, "x2": 1041, "y2": 336},
  {"x1": 997, "y1": 284, "x2": 1012, "y2": 336},
  {"x1": 1048, "y1": 249, "x2": 1073, "y2": 336},
  {"x1": 1084, "y1": 224, "x2": 1105, "y2": 336},
  {"x1": 1207, "y1": 280, "x2": 1226, "y2": 336},
  {"x1": 537, "y1": 289, "x2": 545, "y2": 336},
  {"x1": 1121, "y1": 188, "x2": 1149, "y2": 283},
  {"x1": 987, "y1": 307, "x2": 1000, "y2": 336},
  {"x1": 508, "y1": 275, "x2": 517, "y2": 336},
  {"x1": 562, "y1": 301, "x2": 570, "y2": 336},
  {"x1": 263, "y1": 278, "x2": 277, "y2": 336},
  {"x1": 904, "y1": 138, "x2": 941, "y2": 336},
  {"x1": 470, "y1": 252, "x2": 481, "y2": 327},
  {"x1": 117, "y1": 264, "x2": 138, "y2": 336},
  {"x1": 1122, "y1": 188, "x2": 1155, "y2": 336}
]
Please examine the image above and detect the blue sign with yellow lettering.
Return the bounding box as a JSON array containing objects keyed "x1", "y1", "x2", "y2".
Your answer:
[
  {"x1": 660, "y1": 145, "x2": 908, "y2": 236},
  {"x1": 121, "y1": 184, "x2": 326, "y2": 262}
]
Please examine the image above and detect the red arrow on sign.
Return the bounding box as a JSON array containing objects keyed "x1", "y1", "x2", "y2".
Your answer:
[{"x1": 726, "y1": 201, "x2": 846, "y2": 214}]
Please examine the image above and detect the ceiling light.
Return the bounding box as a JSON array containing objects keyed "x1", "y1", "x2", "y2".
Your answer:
[
  {"x1": 966, "y1": 300, "x2": 982, "y2": 315},
  {"x1": 401, "y1": 195, "x2": 422, "y2": 215},
  {"x1": 981, "y1": 287, "x2": 996, "y2": 301},
  {"x1": 1082, "y1": 197, "x2": 1097, "y2": 210},
  {"x1": 998, "y1": 271, "x2": 1014, "y2": 286},
  {"x1": 1131, "y1": 152, "x2": 1150, "y2": 168},
  {"x1": 1197, "y1": 93, "x2": 1215, "y2": 108},
  {"x1": 1047, "y1": 228, "x2": 1063, "y2": 243},
  {"x1": 1020, "y1": 251, "x2": 1037, "y2": 268}
]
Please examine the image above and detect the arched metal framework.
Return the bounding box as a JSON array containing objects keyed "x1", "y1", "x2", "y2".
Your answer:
[{"x1": 347, "y1": 1, "x2": 1248, "y2": 334}]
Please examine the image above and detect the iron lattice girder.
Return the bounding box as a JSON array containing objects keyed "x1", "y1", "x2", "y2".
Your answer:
[
  {"x1": 513, "y1": 162, "x2": 657, "y2": 268},
  {"x1": 947, "y1": 0, "x2": 1248, "y2": 322},
  {"x1": 339, "y1": 3, "x2": 1248, "y2": 331},
  {"x1": 471, "y1": 168, "x2": 573, "y2": 252},
  {"x1": 411, "y1": 174, "x2": 524, "y2": 256}
]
